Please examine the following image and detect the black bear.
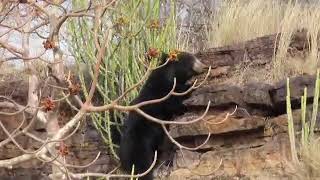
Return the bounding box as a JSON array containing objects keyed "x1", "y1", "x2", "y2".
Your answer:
[{"x1": 118, "y1": 51, "x2": 207, "y2": 180}]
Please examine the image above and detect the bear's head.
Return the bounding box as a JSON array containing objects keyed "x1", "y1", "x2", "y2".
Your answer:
[{"x1": 159, "y1": 51, "x2": 207, "y2": 84}]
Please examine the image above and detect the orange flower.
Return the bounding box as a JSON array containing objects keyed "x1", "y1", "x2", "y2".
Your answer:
[
  {"x1": 168, "y1": 49, "x2": 180, "y2": 61},
  {"x1": 42, "y1": 39, "x2": 55, "y2": 50},
  {"x1": 146, "y1": 48, "x2": 159, "y2": 58},
  {"x1": 41, "y1": 97, "x2": 55, "y2": 111},
  {"x1": 115, "y1": 17, "x2": 128, "y2": 26},
  {"x1": 148, "y1": 19, "x2": 160, "y2": 29},
  {"x1": 68, "y1": 83, "x2": 81, "y2": 95},
  {"x1": 57, "y1": 142, "x2": 69, "y2": 157}
]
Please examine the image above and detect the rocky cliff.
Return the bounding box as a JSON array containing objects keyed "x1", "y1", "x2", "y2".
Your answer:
[{"x1": 160, "y1": 30, "x2": 320, "y2": 180}]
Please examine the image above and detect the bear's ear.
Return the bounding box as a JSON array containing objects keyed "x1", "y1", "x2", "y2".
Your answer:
[{"x1": 158, "y1": 52, "x2": 169, "y2": 65}]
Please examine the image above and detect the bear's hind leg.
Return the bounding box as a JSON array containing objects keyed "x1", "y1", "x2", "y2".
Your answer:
[
  {"x1": 134, "y1": 144, "x2": 156, "y2": 180},
  {"x1": 120, "y1": 134, "x2": 157, "y2": 180}
]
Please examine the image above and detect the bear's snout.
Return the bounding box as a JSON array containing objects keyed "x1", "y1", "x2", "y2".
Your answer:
[{"x1": 192, "y1": 58, "x2": 207, "y2": 73}]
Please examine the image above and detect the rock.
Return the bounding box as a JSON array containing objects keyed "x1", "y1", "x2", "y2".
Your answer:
[
  {"x1": 170, "y1": 111, "x2": 266, "y2": 138},
  {"x1": 195, "y1": 30, "x2": 309, "y2": 69},
  {"x1": 195, "y1": 34, "x2": 276, "y2": 69},
  {"x1": 168, "y1": 169, "x2": 197, "y2": 180},
  {"x1": 174, "y1": 149, "x2": 201, "y2": 169},
  {"x1": 0, "y1": 79, "x2": 28, "y2": 105},
  {"x1": 191, "y1": 151, "x2": 222, "y2": 176},
  {"x1": 166, "y1": 107, "x2": 317, "y2": 179},
  {"x1": 270, "y1": 75, "x2": 316, "y2": 114},
  {"x1": 185, "y1": 74, "x2": 318, "y2": 116},
  {"x1": 243, "y1": 83, "x2": 274, "y2": 107},
  {"x1": 183, "y1": 82, "x2": 271, "y2": 116},
  {"x1": 184, "y1": 85, "x2": 244, "y2": 107},
  {"x1": 168, "y1": 132, "x2": 294, "y2": 180}
]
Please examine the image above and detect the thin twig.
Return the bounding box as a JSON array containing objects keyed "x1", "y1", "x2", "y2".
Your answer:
[
  {"x1": 163, "y1": 124, "x2": 211, "y2": 150},
  {"x1": 206, "y1": 105, "x2": 237, "y2": 125},
  {"x1": 70, "y1": 151, "x2": 158, "y2": 179}
]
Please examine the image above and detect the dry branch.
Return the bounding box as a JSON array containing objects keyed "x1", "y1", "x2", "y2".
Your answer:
[{"x1": 0, "y1": 1, "x2": 215, "y2": 179}]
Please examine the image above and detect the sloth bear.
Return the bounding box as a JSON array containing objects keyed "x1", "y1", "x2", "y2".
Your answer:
[{"x1": 118, "y1": 52, "x2": 207, "y2": 180}]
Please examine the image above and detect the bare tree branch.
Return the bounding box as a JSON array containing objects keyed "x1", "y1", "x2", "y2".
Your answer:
[
  {"x1": 69, "y1": 151, "x2": 158, "y2": 179},
  {"x1": 0, "y1": 1, "x2": 217, "y2": 179}
]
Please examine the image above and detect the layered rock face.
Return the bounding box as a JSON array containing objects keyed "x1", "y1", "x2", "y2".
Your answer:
[{"x1": 158, "y1": 30, "x2": 320, "y2": 180}]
